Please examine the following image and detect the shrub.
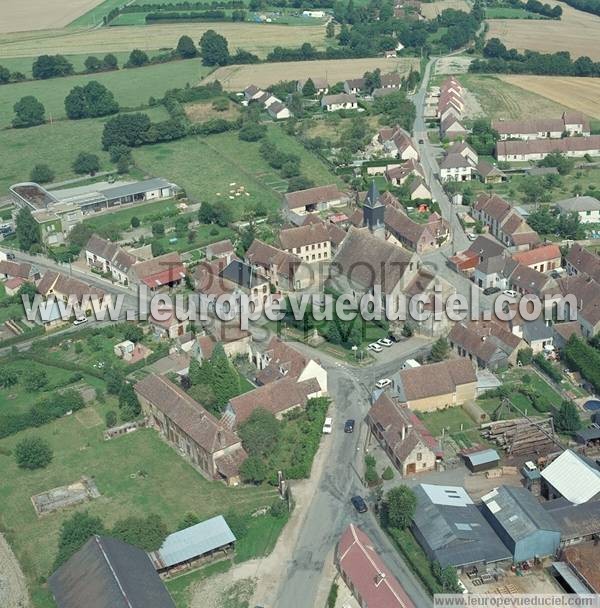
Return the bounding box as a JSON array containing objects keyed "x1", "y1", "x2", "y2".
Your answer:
[
  {"x1": 105, "y1": 410, "x2": 117, "y2": 428},
  {"x1": 381, "y1": 466, "x2": 394, "y2": 480},
  {"x1": 533, "y1": 353, "x2": 562, "y2": 383},
  {"x1": 15, "y1": 436, "x2": 53, "y2": 469},
  {"x1": 30, "y1": 164, "x2": 55, "y2": 183},
  {"x1": 270, "y1": 498, "x2": 287, "y2": 518}
]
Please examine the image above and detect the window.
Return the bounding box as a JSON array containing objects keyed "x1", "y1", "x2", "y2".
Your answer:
[{"x1": 416, "y1": 452, "x2": 422, "y2": 461}]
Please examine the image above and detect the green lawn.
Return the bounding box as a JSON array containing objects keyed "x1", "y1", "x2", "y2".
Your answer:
[
  {"x1": 83, "y1": 198, "x2": 179, "y2": 232},
  {"x1": 417, "y1": 406, "x2": 476, "y2": 437},
  {"x1": 69, "y1": 0, "x2": 137, "y2": 27},
  {"x1": 485, "y1": 6, "x2": 546, "y2": 18},
  {"x1": 166, "y1": 561, "x2": 232, "y2": 608},
  {"x1": 0, "y1": 59, "x2": 210, "y2": 127},
  {"x1": 0, "y1": 282, "x2": 23, "y2": 326}
]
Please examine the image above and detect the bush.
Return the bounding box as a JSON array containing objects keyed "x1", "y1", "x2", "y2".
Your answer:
[
  {"x1": 111, "y1": 514, "x2": 167, "y2": 551},
  {"x1": 105, "y1": 410, "x2": 117, "y2": 428},
  {"x1": 15, "y1": 436, "x2": 53, "y2": 469},
  {"x1": 381, "y1": 466, "x2": 394, "y2": 480},
  {"x1": 270, "y1": 498, "x2": 287, "y2": 518},
  {"x1": 533, "y1": 353, "x2": 562, "y2": 383},
  {"x1": 73, "y1": 152, "x2": 100, "y2": 175},
  {"x1": 30, "y1": 163, "x2": 55, "y2": 183},
  {"x1": 517, "y1": 347, "x2": 533, "y2": 366}
]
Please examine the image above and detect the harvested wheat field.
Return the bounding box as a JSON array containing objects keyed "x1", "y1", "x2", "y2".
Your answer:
[
  {"x1": 487, "y1": 1, "x2": 600, "y2": 60},
  {"x1": 0, "y1": 22, "x2": 326, "y2": 60},
  {"x1": 1, "y1": 0, "x2": 102, "y2": 34},
  {"x1": 498, "y1": 76, "x2": 600, "y2": 120},
  {"x1": 202, "y1": 57, "x2": 419, "y2": 90},
  {"x1": 421, "y1": 0, "x2": 471, "y2": 18}
]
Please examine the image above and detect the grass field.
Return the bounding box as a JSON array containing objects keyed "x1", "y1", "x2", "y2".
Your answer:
[
  {"x1": 484, "y1": 6, "x2": 545, "y2": 18},
  {"x1": 202, "y1": 57, "x2": 419, "y2": 90},
  {"x1": 497, "y1": 75, "x2": 600, "y2": 120},
  {"x1": 421, "y1": 0, "x2": 471, "y2": 18},
  {"x1": 486, "y1": 0, "x2": 600, "y2": 60},
  {"x1": 416, "y1": 405, "x2": 476, "y2": 437},
  {"x1": 184, "y1": 98, "x2": 241, "y2": 123},
  {"x1": 0, "y1": 59, "x2": 209, "y2": 127},
  {"x1": 1, "y1": 0, "x2": 104, "y2": 34},
  {"x1": 133, "y1": 125, "x2": 340, "y2": 217},
  {"x1": 0, "y1": 22, "x2": 327, "y2": 60},
  {"x1": 458, "y1": 74, "x2": 575, "y2": 119},
  {"x1": 69, "y1": 0, "x2": 129, "y2": 27}
]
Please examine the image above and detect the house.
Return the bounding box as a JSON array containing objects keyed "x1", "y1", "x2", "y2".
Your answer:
[
  {"x1": 512, "y1": 243, "x2": 561, "y2": 273},
  {"x1": 448, "y1": 235, "x2": 506, "y2": 274},
  {"x1": 279, "y1": 221, "x2": 333, "y2": 263},
  {"x1": 84, "y1": 234, "x2": 137, "y2": 284},
  {"x1": 540, "y1": 450, "x2": 600, "y2": 504},
  {"x1": 411, "y1": 483, "x2": 512, "y2": 569},
  {"x1": 512, "y1": 316, "x2": 554, "y2": 354},
  {"x1": 244, "y1": 84, "x2": 263, "y2": 101},
  {"x1": 205, "y1": 239, "x2": 234, "y2": 261},
  {"x1": 377, "y1": 125, "x2": 419, "y2": 161},
  {"x1": 149, "y1": 306, "x2": 189, "y2": 340},
  {"x1": 492, "y1": 112, "x2": 590, "y2": 141},
  {"x1": 135, "y1": 374, "x2": 248, "y2": 485},
  {"x1": 222, "y1": 375, "x2": 322, "y2": 428},
  {"x1": 551, "y1": 274, "x2": 600, "y2": 338},
  {"x1": 481, "y1": 486, "x2": 561, "y2": 562},
  {"x1": 380, "y1": 71, "x2": 402, "y2": 89},
  {"x1": 249, "y1": 336, "x2": 328, "y2": 392},
  {"x1": 245, "y1": 239, "x2": 308, "y2": 290},
  {"x1": 209, "y1": 322, "x2": 252, "y2": 358},
  {"x1": 131, "y1": 252, "x2": 186, "y2": 290},
  {"x1": 48, "y1": 535, "x2": 176, "y2": 608},
  {"x1": 36, "y1": 270, "x2": 108, "y2": 314},
  {"x1": 336, "y1": 524, "x2": 416, "y2": 608},
  {"x1": 0, "y1": 259, "x2": 37, "y2": 282},
  {"x1": 448, "y1": 319, "x2": 524, "y2": 370},
  {"x1": 148, "y1": 516, "x2": 235, "y2": 574},
  {"x1": 477, "y1": 160, "x2": 507, "y2": 184},
  {"x1": 384, "y1": 204, "x2": 448, "y2": 253},
  {"x1": 219, "y1": 259, "x2": 270, "y2": 308},
  {"x1": 255, "y1": 91, "x2": 278, "y2": 108},
  {"x1": 565, "y1": 243, "x2": 600, "y2": 283},
  {"x1": 297, "y1": 77, "x2": 329, "y2": 94},
  {"x1": 302, "y1": 9, "x2": 326, "y2": 16},
  {"x1": 439, "y1": 153, "x2": 476, "y2": 182},
  {"x1": 408, "y1": 177, "x2": 431, "y2": 200},
  {"x1": 268, "y1": 101, "x2": 291, "y2": 120},
  {"x1": 366, "y1": 392, "x2": 441, "y2": 475},
  {"x1": 385, "y1": 159, "x2": 425, "y2": 186},
  {"x1": 556, "y1": 196, "x2": 600, "y2": 224},
  {"x1": 440, "y1": 114, "x2": 469, "y2": 139},
  {"x1": 343, "y1": 78, "x2": 365, "y2": 95},
  {"x1": 392, "y1": 358, "x2": 477, "y2": 412},
  {"x1": 473, "y1": 253, "x2": 516, "y2": 290},
  {"x1": 447, "y1": 141, "x2": 478, "y2": 165},
  {"x1": 552, "y1": 320, "x2": 582, "y2": 349},
  {"x1": 496, "y1": 135, "x2": 600, "y2": 162},
  {"x1": 3, "y1": 277, "x2": 26, "y2": 296},
  {"x1": 508, "y1": 262, "x2": 556, "y2": 297},
  {"x1": 321, "y1": 93, "x2": 358, "y2": 111},
  {"x1": 284, "y1": 184, "x2": 349, "y2": 223}
]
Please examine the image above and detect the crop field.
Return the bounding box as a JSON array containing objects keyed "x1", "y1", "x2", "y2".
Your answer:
[
  {"x1": 0, "y1": 22, "x2": 327, "y2": 60},
  {"x1": 133, "y1": 126, "x2": 340, "y2": 217},
  {"x1": 202, "y1": 57, "x2": 419, "y2": 90},
  {"x1": 421, "y1": 0, "x2": 471, "y2": 18},
  {"x1": 184, "y1": 99, "x2": 241, "y2": 122},
  {"x1": 458, "y1": 74, "x2": 576, "y2": 119},
  {"x1": 1, "y1": 0, "x2": 104, "y2": 34},
  {"x1": 0, "y1": 60, "x2": 206, "y2": 128},
  {"x1": 497, "y1": 75, "x2": 600, "y2": 120},
  {"x1": 486, "y1": 1, "x2": 600, "y2": 60}
]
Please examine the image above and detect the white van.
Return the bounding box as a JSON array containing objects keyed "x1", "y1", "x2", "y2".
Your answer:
[
  {"x1": 401, "y1": 359, "x2": 421, "y2": 370},
  {"x1": 322, "y1": 417, "x2": 333, "y2": 434}
]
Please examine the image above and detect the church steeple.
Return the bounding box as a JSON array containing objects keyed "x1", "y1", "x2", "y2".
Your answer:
[{"x1": 363, "y1": 180, "x2": 385, "y2": 235}]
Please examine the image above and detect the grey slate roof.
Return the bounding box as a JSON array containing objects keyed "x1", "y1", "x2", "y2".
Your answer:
[
  {"x1": 100, "y1": 178, "x2": 173, "y2": 200},
  {"x1": 522, "y1": 318, "x2": 554, "y2": 343},
  {"x1": 464, "y1": 448, "x2": 500, "y2": 467},
  {"x1": 544, "y1": 497, "x2": 600, "y2": 541},
  {"x1": 556, "y1": 196, "x2": 600, "y2": 213},
  {"x1": 49, "y1": 535, "x2": 175, "y2": 608},
  {"x1": 219, "y1": 259, "x2": 268, "y2": 289}
]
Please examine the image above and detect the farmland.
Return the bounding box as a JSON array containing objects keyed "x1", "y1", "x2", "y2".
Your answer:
[
  {"x1": 421, "y1": 0, "x2": 471, "y2": 18},
  {"x1": 0, "y1": 22, "x2": 328, "y2": 60},
  {"x1": 202, "y1": 57, "x2": 420, "y2": 90},
  {"x1": 458, "y1": 74, "x2": 576, "y2": 120},
  {"x1": 0, "y1": 59, "x2": 209, "y2": 128},
  {"x1": 497, "y1": 75, "x2": 600, "y2": 120},
  {"x1": 1, "y1": 0, "x2": 104, "y2": 34},
  {"x1": 486, "y1": 1, "x2": 600, "y2": 61}
]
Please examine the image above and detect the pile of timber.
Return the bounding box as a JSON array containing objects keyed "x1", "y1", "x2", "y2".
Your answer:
[{"x1": 481, "y1": 417, "x2": 555, "y2": 456}]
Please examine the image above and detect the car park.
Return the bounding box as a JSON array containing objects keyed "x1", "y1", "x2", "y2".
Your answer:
[
  {"x1": 375, "y1": 378, "x2": 392, "y2": 389},
  {"x1": 344, "y1": 419, "x2": 355, "y2": 433},
  {"x1": 351, "y1": 495, "x2": 368, "y2": 513},
  {"x1": 368, "y1": 342, "x2": 383, "y2": 353}
]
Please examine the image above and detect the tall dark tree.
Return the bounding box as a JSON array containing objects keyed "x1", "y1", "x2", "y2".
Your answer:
[
  {"x1": 30, "y1": 163, "x2": 55, "y2": 183},
  {"x1": 54, "y1": 512, "x2": 106, "y2": 569},
  {"x1": 0, "y1": 65, "x2": 10, "y2": 84},
  {"x1": 64, "y1": 81, "x2": 119, "y2": 119},
  {"x1": 238, "y1": 408, "x2": 281, "y2": 457},
  {"x1": 430, "y1": 337, "x2": 450, "y2": 362},
  {"x1": 15, "y1": 207, "x2": 41, "y2": 251},
  {"x1": 102, "y1": 112, "x2": 152, "y2": 149},
  {"x1": 301, "y1": 78, "x2": 317, "y2": 97},
  {"x1": 176, "y1": 35, "x2": 197, "y2": 58},
  {"x1": 103, "y1": 53, "x2": 118, "y2": 70},
  {"x1": 12, "y1": 95, "x2": 45, "y2": 128},
  {"x1": 127, "y1": 49, "x2": 149, "y2": 67},
  {"x1": 383, "y1": 485, "x2": 416, "y2": 529},
  {"x1": 199, "y1": 30, "x2": 230, "y2": 66},
  {"x1": 73, "y1": 152, "x2": 100, "y2": 175},
  {"x1": 32, "y1": 54, "x2": 74, "y2": 79},
  {"x1": 15, "y1": 436, "x2": 53, "y2": 469}
]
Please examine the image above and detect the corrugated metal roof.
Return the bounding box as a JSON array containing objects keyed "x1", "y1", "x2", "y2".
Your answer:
[
  {"x1": 541, "y1": 450, "x2": 600, "y2": 505},
  {"x1": 100, "y1": 178, "x2": 172, "y2": 200},
  {"x1": 155, "y1": 515, "x2": 235, "y2": 568},
  {"x1": 465, "y1": 449, "x2": 500, "y2": 467},
  {"x1": 421, "y1": 483, "x2": 473, "y2": 507},
  {"x1": 552, "y1": 562, "x2": 593, "y2": 595}
]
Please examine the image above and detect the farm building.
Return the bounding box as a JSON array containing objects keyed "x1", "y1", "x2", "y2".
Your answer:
[
  {"x1": 130, "y1": 252, "x2": 186, "y2": 290},
  {"x1": 284, "y1": 184, "x2": 349, "y2": 224},
  {"x1": 336, "y1": 524, "x2": 415, "y2": 608},
  {"x1": 559, "y1": 543, "x2": 600, "y2": 593},
  {"x1": 496, "y1": 135, "x2": 600, "y2": 162},
  {"x1": 480, "y1": 486, "x2": 561, "y2": 562},
  {"x1": 411, "y1": 484, "x2": 511, "y2": 569},
  {"x1": 544, "y1": 497, "x2": 600, "y2": 546},
  {"x1": 492, "y1": 113, "x2": 590, "y2": 141},
  {"x1": 149, "y1": 515, "x2": 235, "y2": 575},
  {"x1": 463, "y1": 448, "x2": 500, "y2": 472},
  {"x1": 555, "y1": 196, "x2": 600, "y2": 224},
  {"x1": 48, "y1": 535, "x2": 175, "y2": 608},
  {"x1": 540, "y1": 450, "x2": 600, "y2": 504},
  {"x1": 321, "y1": 93, "x2": 358, "y2": 111}
]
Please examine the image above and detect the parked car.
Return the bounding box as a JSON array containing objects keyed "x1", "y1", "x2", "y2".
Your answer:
[
  {"x1": 418, "y1": 138, "x2": 424, "y2": 144},
  {"x1": 467, "y1": 233, "x2": 477, "y2": 241},
  {"x1": 503, "y1": 289, "x2": 518, "y2": 298},
  {"x1": 344, "y1": 419, "x2": 355, "y2": 433},
  {"x1": 482, "y1": 286, "x2": 500, "y2": 296},
  {"x1": 322, "y1": 417, "x2": 333, "y2": 434},
  {"x1": 351, "y1": 495, "x2": 368, "y2": 513},
  {"x1": 6, "y1": 251, "x2": 15, "y2": 260},
  {"x1": 375, "y1": 378, "x2": 392, "y2": 389},
  {"x1": 377, "y1": 338, "x2": 394, "y2": 347},
  {"x1": 73, "y1": 316, "x2": 87, "y2": 326},
  {"x1": 368, "y1": 342, "x2": 383, "y2": 353}
]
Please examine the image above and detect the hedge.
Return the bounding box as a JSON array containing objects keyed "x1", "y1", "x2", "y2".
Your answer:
[
  {"x1": 564, "y1": 336, "x2": 600, "y2": 394},
  {"x1": 533, "y1": 353, "x2": 563, "y2": 383}
]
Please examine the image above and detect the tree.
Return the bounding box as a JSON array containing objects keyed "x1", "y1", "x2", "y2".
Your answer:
[
  {"x1": 64, "y1": 81, "x2": 119, "y2": 119},
  {"x1": 209, "y1": 343, "x2": 241, "y2": 406},
  {"x1": 381, "y1": 466, "x2": 394, "y2": 480},
  {"x1": 131, "y1": 216, "x2": 140, "y2": 228},
  {"x1": 239, "y1": 122, "x2": 266, "y2": 141},
  {"x1": 123, "y1": 324, "x2": 144, "y2": 343},
  {"x1": 32, "y1": 54, "x2": 74, "y2": 79},
  {"x1": 0, "y1": 367, "x2": 18, "y2": 388},
  {"x1": 12, "y1": 95, "x2": 45, "y2": 128},
  {"x1": 67, "y1": 223, "x2": 94, "y2": 251},
  {"x1": 401, "y1": 323, "x2": 414, "y2": 338},
  {"x1": 199, "y1": 30, "x2": 230, "y2": 66},
  {"x1": 238, "y1": 408, "x2": 281, "y2": 457},
  {"x1": 127, "y1": 49, "x2": 149, "y2": 67},
  {"x1": 111, "y1": 514, "x2": 167, "y2": 551},
  {"x1": 84, "y1": 55, "x2": 103, "y2": 72},
  {"x1": 15, "y1": 436, "x2": 53, "y2": 469},
  {"x1": 102, "y1": 112, "x2": 152, "y2": 149},
  {"x1": 287, "y1": 175, "x2": 314, "y2": 192},
  {"x1": 105, "y1": 365, "x2": 125, "y2": 395},
  {"x1": 301, "y1": 78, "x2": 317, "y2": 97},
  {"x1": 517, "y1": 347, "x2": 533, "y2": 366},
  {"x1": 73, "y1": 152, "x2": 100, "y2": 175},
  {"x1": 384, "y1": 485, "x2": 416, "y2": 529},
  {"x1": 30, "y1": 163, "x2": 55, "y2": 183},
  {"x1": 105, "y1": 410, "x2": 117, "y2": 428},
  {"x1": 178, "y1": 512, "x2": 200, "y2": 530},
  {"x1": 538, "y1": 151, "x2": 575, "y2": 175},
  {"x1": 527, "y1": 206, "x2": 557, "y2": 235},
  {"x1": 54, "y1": 511, "x2": 106, "y2": 569},
  {"x1": 103, "y1": 53, "x2": 118, "y2": 70},
  {"x1": 151, "y1": 221, "x2": 165, "y2": 237},
  {"x1": 467, "y1": 119, "x2": 499, "y2": 156},
  {"x1": 176, "y1": 35, "x2": 197, "y2": 58},
  {"x1": 23, "y1": 368, "x2": 48, "y2": 391},
  {"x1": 0, "y1": 65, "x2": 10, "y2": 84},
  {"x1": 224, "y1": 510, "x2": 248, "y2": 539},
  {"x1": 240, "y1": 454, "x2": 267, "y2": 483},
  {"x1": 15, "y1": 207, "x2": 41, "y2": 251},
  {"x1": 326, "y1": 21, "x2": 335, "y2": 38},
  {"x1": 555, "y1": 399, "x2": 581, "y2": 433},
  {"x1": 118, "y1": 383, "x2": 141, "y2": 421},
  {"x1": 430, "y1": 337, "x2": 450, "y2": 362}
]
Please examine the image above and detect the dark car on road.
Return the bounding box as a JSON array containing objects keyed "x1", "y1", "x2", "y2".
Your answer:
[
  {"x1": 344, "y1": 419, "x2": 355, "y2": 433},
  {"x1": 351, "y1": 495, "x2": 368, "y2": 513},
  {"x1": 483, "y1": 286, "x2": 500, "y2": 296}
]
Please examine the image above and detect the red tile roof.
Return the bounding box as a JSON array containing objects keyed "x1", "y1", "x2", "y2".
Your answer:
[{"x1": 513, "y1": 244, "x2": 561, "y2": 268}]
